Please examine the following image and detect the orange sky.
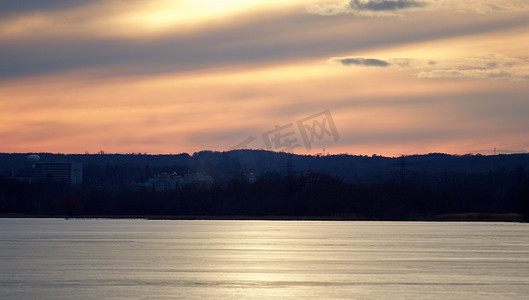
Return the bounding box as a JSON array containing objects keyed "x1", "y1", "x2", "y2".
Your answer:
[{"x1": 1, "y1": 0, "x2": 528, "y2": 156}]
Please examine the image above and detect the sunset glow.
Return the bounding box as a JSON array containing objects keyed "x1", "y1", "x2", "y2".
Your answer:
[{"x1": 1, "y1": 0, "x2": 528, "y2": 156}]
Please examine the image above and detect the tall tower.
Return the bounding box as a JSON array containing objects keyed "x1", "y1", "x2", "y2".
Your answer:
[
  {"x1": 287, "y1": 154, "x2": 293, "y2": 178},
  {"x1": 399, "y1": 155, "x2": 407, "y2": 183}
]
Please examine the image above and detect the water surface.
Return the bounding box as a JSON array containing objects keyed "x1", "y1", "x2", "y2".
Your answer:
[{"x1": 1, "y1": 219, "x2": 528, "y2": 299}]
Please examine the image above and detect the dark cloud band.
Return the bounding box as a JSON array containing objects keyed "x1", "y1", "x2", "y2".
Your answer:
[
  {"x1": 333, "y1": 57, "x2": 391, "y2": 67},
  {"x1": 0, "y1": 0, "x2": 93, "y2": 17},
  {"x1": 349, "y1": 0, "x2": 425, "y2": 11}
]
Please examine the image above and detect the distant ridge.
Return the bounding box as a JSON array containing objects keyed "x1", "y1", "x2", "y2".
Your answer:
[{"x1": 2, "y1": 150, "x2": 529, "y2": 183}]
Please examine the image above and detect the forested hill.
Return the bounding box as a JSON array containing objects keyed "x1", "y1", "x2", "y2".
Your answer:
[
  {"x1": 1, "y1": 150, "x2": 529, "y2": 184},
  {"x1": 1, "y1": 150, "x2": 529, "y2": 220}
]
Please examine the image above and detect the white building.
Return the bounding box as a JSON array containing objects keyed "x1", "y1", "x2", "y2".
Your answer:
[{"x1": 145, "y1": 172, "x2": 184, "y2": 192}]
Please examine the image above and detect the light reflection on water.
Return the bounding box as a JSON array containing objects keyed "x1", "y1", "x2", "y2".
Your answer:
[{"x1": 1, "y1": 219, "x2": 528, "y2": 299}]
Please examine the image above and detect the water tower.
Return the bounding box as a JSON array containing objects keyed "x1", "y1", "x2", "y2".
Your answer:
[{"x1": 27, "y1": 154, "x2": 40, "y2": 168}]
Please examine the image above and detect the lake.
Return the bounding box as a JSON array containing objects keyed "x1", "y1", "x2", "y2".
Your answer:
[{"x1": 1, "y1": 219, "x2": 528, "y2": 299}]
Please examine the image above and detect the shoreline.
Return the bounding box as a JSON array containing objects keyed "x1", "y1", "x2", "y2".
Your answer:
[{"x1": 0, "y1": 213, "x2": 525, "y2": 222}]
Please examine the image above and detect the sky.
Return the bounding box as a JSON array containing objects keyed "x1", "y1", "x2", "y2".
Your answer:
[{"x1": 1, "y1": 0, "x2": 528, "y2": 156}]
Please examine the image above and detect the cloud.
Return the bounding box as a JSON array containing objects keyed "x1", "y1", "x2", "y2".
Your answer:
[
  {"x1": 349, "y1": 0, "x2": 425, "y2": 12},
  {"x1": 307, "y1": 0, "x2": 426, "y2": 16},
  {"x1": 331, "y1": 53, "x2": 529, "y2": 80},
  {"x1": 0, "y1": 0, "x2": 94, "y2": 17},
  {"x1": 307, "y1": 0, "x2": 529, "y2": 16},
  {"x1": 416, "y1": 54, "x2": 529, "y2": 80},
  {"x1": 329, "y1": 57, "x2": 390, "y2": 67},
  {"x1": 0, "y1": 0, "x2": 527, "y2": 80}
]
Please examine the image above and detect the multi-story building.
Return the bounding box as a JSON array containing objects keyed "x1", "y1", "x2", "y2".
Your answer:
[{"x1": 34, "y1": 162, "x2": 83, "y2": 185}]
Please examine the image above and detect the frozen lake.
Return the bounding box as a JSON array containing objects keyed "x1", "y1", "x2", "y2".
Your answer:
[{"x1": 1, "y1": 219, "x2": 528, "y2": 299}]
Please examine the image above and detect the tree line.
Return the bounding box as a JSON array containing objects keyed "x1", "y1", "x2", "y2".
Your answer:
[{"x1": 1, "y1": 170, "x2": 528, "y2": 221}]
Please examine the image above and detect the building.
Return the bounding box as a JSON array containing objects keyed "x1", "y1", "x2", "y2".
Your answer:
[
  {"x1": 34, "y1": 162, "x2": 83, "y2": 185},
  {"x1": 145, "y1": 172, "x2": 184, "y2": 192},
  {"x1": 183, "y1": 173, "x2": 213, "y2": 186},
  {"x1": 245, "y1": 172, "x2": 257, "y2": 183},
  {"x1": 145, "y1": 172, "x2": 214, "y2": 192}
]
